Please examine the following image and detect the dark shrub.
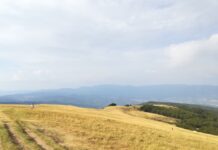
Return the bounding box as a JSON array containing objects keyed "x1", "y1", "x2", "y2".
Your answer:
[{"x1": 108, "y1": 103, "x2": 117, "y2": 106}]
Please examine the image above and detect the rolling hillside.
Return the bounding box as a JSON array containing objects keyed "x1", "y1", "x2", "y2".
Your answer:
[{"x1": 0, "y1": 104, "x2": 217, "y2": 150}]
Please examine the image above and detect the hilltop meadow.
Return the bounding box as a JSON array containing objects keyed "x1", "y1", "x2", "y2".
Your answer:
[{"x1": 0, "y1": 104, "x2": 217, "y2": 150}]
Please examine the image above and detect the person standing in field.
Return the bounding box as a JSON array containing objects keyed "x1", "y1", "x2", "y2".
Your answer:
[{"x1": 31, "y1": 103, "x2": 35, "y2": 109}]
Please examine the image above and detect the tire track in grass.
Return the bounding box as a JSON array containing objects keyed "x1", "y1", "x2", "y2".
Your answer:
[
  {"x1": 16, "y1": 121, "x2": 45, "y2": 150},
  {"x1": 35, "y1": 127, "x2": 69, "y2": 150},
  {"x1": 1, "y1": 108, "x2": 53, "y2": 150},
  {"x1": 0, "y1": 107, "x2": 22, "y2": 149},
  {"x1": 3, "y1": 123, "x2": 24, "y2": 150},
  {"x1": 19, "y1": 124, "x2": 53, "y2": 150},
  {"x1": 24, "y1": 122, "x2": 68, "y2": 150},
  {"x1": 0, "y1": 123, "x2": 13, "y2": 149}
]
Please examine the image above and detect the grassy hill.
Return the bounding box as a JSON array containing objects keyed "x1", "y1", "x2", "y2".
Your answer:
[
  {"x1": 140, "y1": 102, "x2": 218, "y2": 135},
  {"x1": 0, "y1": 104, "x2": 217, "y2": 150}
]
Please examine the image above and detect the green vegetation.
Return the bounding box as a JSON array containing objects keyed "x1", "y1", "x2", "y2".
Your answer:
[
  {"x1": 108, "y1": 103, "x2": 117, "y2": 106},
  {"x1": 140, "y1": 102, "x2": 218, "y2": 135}
]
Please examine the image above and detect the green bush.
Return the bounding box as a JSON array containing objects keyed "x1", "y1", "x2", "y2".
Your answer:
[
  {"x1": 108, "y1": 103, "x2": 117, "y2": 106},
  {"x1": 140, "y1": 103, "x2": 218, "y2": 135}
]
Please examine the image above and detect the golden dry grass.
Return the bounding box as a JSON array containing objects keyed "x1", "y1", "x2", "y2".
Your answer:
[{"x1": 0, "y1": 104, "x2": 217, "y2": 150}]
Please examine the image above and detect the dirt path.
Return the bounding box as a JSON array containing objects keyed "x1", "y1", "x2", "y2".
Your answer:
[
  {"x1": 3, "y1": 123, "x2": 24, "y2": 150},
  {"x1": 24, "y1": 128, "x2": 53, "y2": 150},
  {"x1": 0, "y1": 109, "x2": 53, "y2": 150},
  {"x1": 0, "y1": 109, "x2": 23, "y2": 150}
]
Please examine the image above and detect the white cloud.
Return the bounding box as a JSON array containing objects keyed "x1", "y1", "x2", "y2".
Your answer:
[
  {"x1": 0, "y1": 0, "x2": 218, "y2": 90},
  {"x1": 167, "y1": 34, "x2": 218, "y2": 66}
]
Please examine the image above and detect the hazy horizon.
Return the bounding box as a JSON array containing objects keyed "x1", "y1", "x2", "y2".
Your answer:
[
  {"x1": 1, "y1": 0, "x2": 218, "y2": 90},
  {"x1": 1, "y1": 83, "x2": 218, "y2": 93}
]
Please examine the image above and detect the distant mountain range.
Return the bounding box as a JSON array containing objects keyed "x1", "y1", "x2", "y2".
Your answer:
[{"x1": 0, "y1": 85, "x2": 218, "y2": 108}]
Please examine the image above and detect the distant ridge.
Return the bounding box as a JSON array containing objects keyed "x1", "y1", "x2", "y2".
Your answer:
[{"x1": 0, "y1": 85, "x2": 218, "y2": 108}]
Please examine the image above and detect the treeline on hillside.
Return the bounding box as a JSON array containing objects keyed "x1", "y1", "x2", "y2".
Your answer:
[{"x1": 140, "y1": 103, "x2": 218, "y2": 135}]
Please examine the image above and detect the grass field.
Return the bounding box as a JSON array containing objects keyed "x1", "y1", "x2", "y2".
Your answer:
[{"x1": 0, "y1": 104, "x2": 217, "y2": 150}]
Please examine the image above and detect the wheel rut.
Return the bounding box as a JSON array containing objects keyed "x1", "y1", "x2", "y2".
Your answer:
[
  {"x1": 20, "y1": 125, "x2": 53, "y2": 150},
  {"x1": 3, "y1": 123, "x2": 24, "y2": 150}
]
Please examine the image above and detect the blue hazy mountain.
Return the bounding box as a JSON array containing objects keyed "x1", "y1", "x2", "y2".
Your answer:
[{"x1": 0, "y1": 85, "x2": 218, "y2": 108}]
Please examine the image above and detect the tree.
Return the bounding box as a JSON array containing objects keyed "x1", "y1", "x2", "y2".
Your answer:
[{"x1": 108, "y1": 103, "x2": 117, "y2": 106}]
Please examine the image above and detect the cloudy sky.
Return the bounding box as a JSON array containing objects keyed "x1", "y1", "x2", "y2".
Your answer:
[{"x1": 0, "y1": 0, "x2": 218, "y2": 90}]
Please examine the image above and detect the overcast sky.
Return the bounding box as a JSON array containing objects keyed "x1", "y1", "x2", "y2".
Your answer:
[{"x1": 0, "y1": 0, "x2": 218, "y2": 90}]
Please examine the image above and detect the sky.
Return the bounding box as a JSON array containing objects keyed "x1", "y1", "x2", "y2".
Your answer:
[{"x1": 0, "y1": 0, "x2": 218, "y2": 90}]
